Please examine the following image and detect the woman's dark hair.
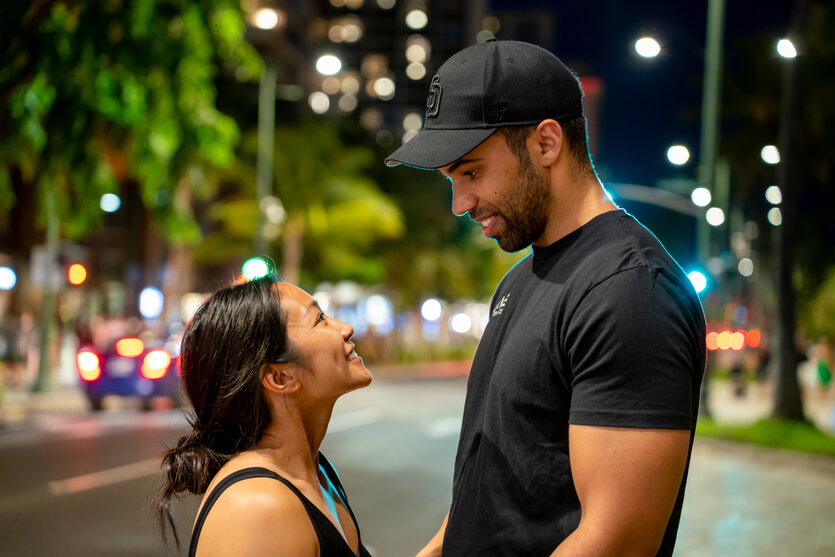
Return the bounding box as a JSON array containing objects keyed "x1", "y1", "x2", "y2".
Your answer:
[{"x1": 156, "y1": 274, "x2": 299, "y2": 548}]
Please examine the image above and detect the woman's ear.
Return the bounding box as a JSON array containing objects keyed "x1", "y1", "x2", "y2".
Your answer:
[{"x1": 262, "y1": 363, "x2": 301, "y2": 395}]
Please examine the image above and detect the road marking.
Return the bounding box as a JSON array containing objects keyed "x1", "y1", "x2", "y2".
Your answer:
[
  {"x1": 48, "y1": 458, "x2": 160, "y2": 495},
  {"x1": 328, "y1": 408, "x2": 382, "y2": 433},
  {"x1": 47, "y1": 410, "x2": 380, "y2": 496},
  {"x1": 424, "y1": 417, "x2": 461, "y2": 438}
]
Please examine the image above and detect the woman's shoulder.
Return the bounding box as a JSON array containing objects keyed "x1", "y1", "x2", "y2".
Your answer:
[{"x1": 195, "y1": 457, "x2": 318, "y2": 555}]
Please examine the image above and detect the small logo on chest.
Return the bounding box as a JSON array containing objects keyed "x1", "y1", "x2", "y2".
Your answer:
[{"x1": 492, "y1": 294, "x2": 510, "y2": 317}]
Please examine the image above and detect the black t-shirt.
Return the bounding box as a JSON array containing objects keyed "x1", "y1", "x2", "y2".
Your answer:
[{"x1": 443, "y1": 210, "x2": 706, "y2": 556}]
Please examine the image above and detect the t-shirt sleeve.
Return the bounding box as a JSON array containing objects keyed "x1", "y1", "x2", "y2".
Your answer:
[{"x1": 562, "y1": 266, "x2": 703, "y2": 430}]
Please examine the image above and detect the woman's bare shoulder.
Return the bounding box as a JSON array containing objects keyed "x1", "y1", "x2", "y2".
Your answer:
[{"x1": 195, "y1": 467, "x2": 318, "y2": 556}]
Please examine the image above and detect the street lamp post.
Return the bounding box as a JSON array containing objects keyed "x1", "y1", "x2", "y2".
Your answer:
[{"x1": 697, "y1": 0, "x2": 726, "y2": 265}]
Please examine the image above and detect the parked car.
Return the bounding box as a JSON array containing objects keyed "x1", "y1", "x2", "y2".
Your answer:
[{"x1": 75, "y1": 334, "x2": 182, "y2": 411}]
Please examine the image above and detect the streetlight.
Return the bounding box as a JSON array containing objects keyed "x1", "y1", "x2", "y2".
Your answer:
[
  {"x1": 776, "y1": 38, "x2": 797, "y2": 59},
  {"x1": 316, "y1": 54, "x2": 343, "y2": 76},
  {"x1": 666, "y1": 145, "x2": 691, "y2": 165},
  {"x1": 761, "y1": 145, "x2": 781, "y2": 164},
  {"x1": 635, "y1": 37, "x2": 661, "y2": 58}
]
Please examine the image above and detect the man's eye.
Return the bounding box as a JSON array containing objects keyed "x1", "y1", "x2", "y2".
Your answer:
[{"x1": 463, "y1": 169, "x2": 476, "y2": 178}]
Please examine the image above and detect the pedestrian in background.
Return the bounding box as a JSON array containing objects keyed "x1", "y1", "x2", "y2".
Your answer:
[
  {"x1": 386, "y1": 39, "x2": 706, "y2": 556},
  {"x1": 156, "y1": 275, "x2": 373, "y2": 556}
]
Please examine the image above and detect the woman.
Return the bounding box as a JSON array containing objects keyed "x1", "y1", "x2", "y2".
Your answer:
[{"x1": 157, "y1": 275, "x2": 373, "y2": 556}]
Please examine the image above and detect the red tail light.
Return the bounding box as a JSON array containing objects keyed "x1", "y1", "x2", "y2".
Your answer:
[
  {"x1": 140, "y1": 350, "x2": 171, "y2": 380},
  {"x1": 115, "y1": 337, "x2": 144, "y2": 358},
  {"x1": 77, "y1": 350, "x2": 101, "y2": 381}
]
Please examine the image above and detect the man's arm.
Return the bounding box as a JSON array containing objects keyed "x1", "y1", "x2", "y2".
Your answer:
[
  {"x1": 415, "y1": 512, "x2": 449, "y2": 557},
  {"x1": 550, "y1": 425, "x2": 690, "y2": 557}
]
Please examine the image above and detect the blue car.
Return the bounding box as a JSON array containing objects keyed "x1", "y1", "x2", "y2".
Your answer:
[{"x1": 75, "y1": 335, "x2": 182, "y2": 411}]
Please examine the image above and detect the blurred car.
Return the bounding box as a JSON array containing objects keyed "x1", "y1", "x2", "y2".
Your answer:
[{"x1": 75, "y1": 335, "x2": 182, "y2": 411}]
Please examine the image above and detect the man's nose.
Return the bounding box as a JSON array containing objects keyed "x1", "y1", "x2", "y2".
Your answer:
[{"x1": 451, "y1": 182, "x2": 477, "y2": 217}]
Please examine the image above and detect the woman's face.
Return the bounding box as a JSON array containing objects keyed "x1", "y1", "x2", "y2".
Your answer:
[{"x1": 277, "y1": 283, "x2": 372, "y2": 399}]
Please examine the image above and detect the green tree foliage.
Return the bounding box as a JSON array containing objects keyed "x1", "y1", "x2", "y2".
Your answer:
[
  {"x1": 195, "y1": 119, "x2": 405, "y2": 287},
  {"x1": 0, "y1": 0, "x2": 261, "y2": 242}
]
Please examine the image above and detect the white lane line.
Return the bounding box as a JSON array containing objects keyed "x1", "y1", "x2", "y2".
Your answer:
[
  {"x1": 328, "y1": 408, "x2": 382, "y2": 433},
  {"x1": 48, "y1": 409, "x2": 381, "y2": 496},
  {"x1": 48, "y1": 458, "x2": 160, "y2": 496},
  {"x1": 424, "y1": 417, "x2": 462, "y2": 438}
]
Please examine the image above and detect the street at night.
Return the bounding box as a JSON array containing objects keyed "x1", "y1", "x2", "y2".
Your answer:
[{"x1": 2, "y1": 375, "x2": 834, "y2": 556}]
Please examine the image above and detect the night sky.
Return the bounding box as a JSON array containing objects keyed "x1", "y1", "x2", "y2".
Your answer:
[{"x1": 489, "y1": 0, "x2": 795, "y2": 189}]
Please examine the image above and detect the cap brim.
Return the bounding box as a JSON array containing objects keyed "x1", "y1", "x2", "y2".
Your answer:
[{"x1": 384, "y1": 127, "x2": 497, "y2": 169}]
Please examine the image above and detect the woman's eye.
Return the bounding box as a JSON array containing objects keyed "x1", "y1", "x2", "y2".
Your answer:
[{"x1": 317, "y1": 311, "x2": 326, "y2": 324}]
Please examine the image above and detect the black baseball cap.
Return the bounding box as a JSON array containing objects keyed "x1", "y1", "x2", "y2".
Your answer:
[{"x1": 385, "y1": 39, "x2": 584, "y2": 169}]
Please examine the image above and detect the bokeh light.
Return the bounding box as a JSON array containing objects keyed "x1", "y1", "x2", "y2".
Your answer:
[
  {"x1": 0, "y1": 266, "x2": 17, "y2": 290},
  {"x1": 706, "y1": 207, "x2": 725, "y2": 226},
  {"x1": 68, "y1": 263, "x2": 87, "y2": 285},
  {"x1": 635, "y1": 37, "x2": 661, "y2": 57},
  {"x1": 761, "y1": 145, "x2": 780, "y2": 164},
  {"x1": 666, "y1": 145, "x2": 690, "y2": 165},
  {"x1": 691, "y1": 187, "x2": 712, "y2": 207},
  {"x1": 738, "y1": 258, "x2": 754, "y2": 277},
  {"x1": 421, "y1": 298, "x2": 442, "y2": 321},
  {"x1": 765, "y1": 185, "x2": 782, "y2": 205},
  {"x1": 139, "y1": 287, "x2": 165, "y2": 319},
  {"x1": 316, "y1": 54, "x2": 342, "y2": 75},
  {"x1": 242, "y1": 257, "x2": 270, "y2": 279},
  {"x1": 777, "y1": 38, "x2": 797, "y2": 58},
  {"x1": 100, "y1": 193, "x2": 121, "y2": 212},
  {"x1": 768, "y1": 207, "x2": 783, "y2": 226},
  {"x1": 405, "y1": 10, "x2": 428, "y2": 30}
]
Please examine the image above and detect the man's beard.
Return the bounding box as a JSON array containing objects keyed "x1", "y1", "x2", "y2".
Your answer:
[{"x1": 485, "y1": 154, "x2": 552, "y2": 253}]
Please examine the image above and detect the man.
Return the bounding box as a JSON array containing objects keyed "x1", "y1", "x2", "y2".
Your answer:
[{"x1": 385, "y1": 39, "x2": 706, "y2": 556}]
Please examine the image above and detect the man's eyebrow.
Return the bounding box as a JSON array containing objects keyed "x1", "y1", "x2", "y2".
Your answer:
[{"x1": 446, "y1": 157, "x2": 482, "y2": 175}]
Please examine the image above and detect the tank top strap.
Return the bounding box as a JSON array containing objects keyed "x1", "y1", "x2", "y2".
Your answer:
[{"x1": 188, "y1": 466, "x2": 326, "y2": 557}]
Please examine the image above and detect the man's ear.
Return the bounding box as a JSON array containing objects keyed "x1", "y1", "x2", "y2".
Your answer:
[
  {"x1": 532, "y1": 119, "x2": 563, "y2": 167},
  {"x1": 262, "y1": 363, "x2": 301, "y2": 395}
]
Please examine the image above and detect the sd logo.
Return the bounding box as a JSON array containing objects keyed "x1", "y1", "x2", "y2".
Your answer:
[{"x1": 426, "y1": 75, "x2": 442, "y2": 118}]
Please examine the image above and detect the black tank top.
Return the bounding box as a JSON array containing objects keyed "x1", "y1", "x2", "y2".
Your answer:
[{"x1": 188, "y1": 454, "x2": 372, "y2": 557}]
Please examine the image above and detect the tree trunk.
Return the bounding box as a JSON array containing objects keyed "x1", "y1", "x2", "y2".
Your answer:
[
  {"x1": 280, "y1": 215, "x2": 304, "y2": 285},
  {"x1": 771, "y1": 0, "x2": 808, "y2": 421}
]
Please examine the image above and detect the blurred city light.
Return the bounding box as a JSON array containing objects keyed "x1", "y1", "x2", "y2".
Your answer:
[
  {"x1": 666, "y1": 145, "x2": 690, "y2": 165},
  {"x1": 100, "y1": 193, "x2": 121, "y2": 213},
  {"x1": 403, "y1": 112, "x2": 423, "y2": 132},
  {"x1": 338, "y1": 94, "x2": 358, "y2": 112},
  {"x1": 450, "y1": 312, "x2": 472, "y2": 334},
  {"x1": 765, "y1": 185, "x2": 782, "y2": 205},
  {"x1": 635, "y1": 37, "x2": 661, "y2": 58},
  {"x1": 406, "y1": 62, "x2": 426, "y2": 80},
  {"x1": 690, "y1": 187, "x2": 712, "y2": 207},
  {"x1": 252, "y1": 8, "x2": 281, "y2": 30},
  {"x1": 405, "y1": 10, "x2": 428, "y2": 30},
  {"x1": 421, "y1": 298, "x2": 442, "y2": 321},
  {"x1": 761, "y1": 145, "x2": 781, "y2": 164},
  {"x1": 687, "y1": 271, "x2": 708, "y2": 294},
  {"x1": 322, "y1": 76, "x2": 341, "y2": 94},
  {"x1": 706, "y1": 329, "x2": 763, "y2": 351},
  {"x1": 139, "y1": 287, "x2": 165, "y2": 319},
  {"x1": 0, "y1": 266, "x2": 16, "y2": 290},
  {"x1": 483, "y1": 16, "x2": 501, "y2": 33},
  {"x1": 738, "y1": 257, "x2": 754, "y2": 277},
  {"x1": 777, "y1": 38, "x2": 797, "y2": 59},
  {"x1": 406, "y1": 43, "x2": 428, "y2": 63},
  {"x1": 706, "y1": 207, "x2": 725, "y2": 226},
  {"x1": 67, "y1": 263, "x2": 87, "y2": 285},
  {"x1": 309, "y1": 91, "x2": 330, "y2": 114},
  {"x1": 476, "y1": 30, "x2": 495, "y2": 43},
  {"x1": 242, "y1": 257, "x2": 270, "y2": 279},
  {"x1": 768, "y1": 207, "x2": 783, "y2": 226},
  {"x1": 366, "y1": 294, "x2": 393, "y2": 328},
  {"x1": 141, "y1": 350, "x2": 172, "y2": 380},
  {"x1": 76, "y1": 350, "x2": 101, "y2": 381},
  {"x1": 116, "y1": 337, "x2": 144, "y2": 358},
  {"x1": 372, "y1": 77, "x2": 396, "y2": 100},
  {"x1": 377, "y1": 0, "x2": 396, "y2": 9},
  {"x1": 316, "y1": 54, "x2": 343, "y2": 75},
  {"x1": 341, "y1": 74, "x2": 360, "y2": 94}
]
